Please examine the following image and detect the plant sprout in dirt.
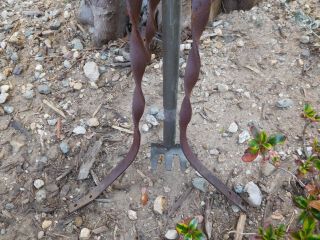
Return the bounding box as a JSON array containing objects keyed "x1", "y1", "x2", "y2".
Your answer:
[
  {"x1": 241, "y1": 126, "x2": 286, "y2": 164},
  {"x1": 176, "y1": 218, "x2": 206, "y2": 240}
]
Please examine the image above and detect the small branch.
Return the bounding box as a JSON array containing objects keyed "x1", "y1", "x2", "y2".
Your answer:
[
  {"x1": 302, "y1": 121, "x2": 311, "y2": 157},
  {"x1": 227, "y1": 231, "x2": 256, "y2": 236},
  {"x1": 235, "y1": 213, "x2": 247, "y2": 240},
  {"x1": 286, "y1": 211, "x2": 296, "y2": 232},
  {"x1": 279, "y1": 167, "x2": 305, "y2": 188}
]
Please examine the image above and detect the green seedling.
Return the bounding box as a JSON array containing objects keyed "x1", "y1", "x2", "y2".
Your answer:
[
  {"x1": 176, "y1": 218, "x2": 206, "y2": 240},
  {"x1": 297, "y1": 155, "x2": 320, "y2": 176},
  {"x1": 257, "y1": 224, "x2": 286, "y2": 240},
  {"x1": 291, "y1": 216, "x2": 320, "y2": 240},
  {"x1": 303, "y1": 104, "x2": 320, "y2": 123},
  {"x1": 294, "y1": 196, "x2": 320, "y2": 222},
  {"x1": 242, "y1": 126, "x2": 286, "y2": 162}
]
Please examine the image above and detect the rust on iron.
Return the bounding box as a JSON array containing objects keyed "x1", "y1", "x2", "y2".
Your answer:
[
  {"x1": 69, "y1": 0, "x2": 246, "y2": 213},
  {"x1": 69, "y1": 0, "x2": 160, "y2": 213},
  {"x1": 179, "y1": 0, "x2": 246, "y2": 211}
]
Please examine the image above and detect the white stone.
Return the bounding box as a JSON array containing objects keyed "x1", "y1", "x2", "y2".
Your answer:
[
  {"x1": 35, "y1": 64, "x2": 43, "y2": 72},
  {"x1": 41, "y1": 220, "x2": 52, "y2": 229},
  {"x1": 228, "y1": 122, "x2": 238, "y2": 133},
  {"x1": 38, "y1": 231, "x2": 44, "y2": 239},
  {"x1": 142, "y1": 124, "x2": 149, "y2": 132},
  {"x1": 73, "y1": 126, "x2": 86, "y2": 135},
  {"x1": 114, "y1": 56, "x2": 125, "y2": 62},
  {"x1": 154, "y1": 196, "x2": 166, "y2": 214},
  {"x1": 83, "y1": 62, "x2": 100, "y2": 82},
  {"x1": 1, "y1": 85, "x2": 10, "y2": 93},
  {"x1": 127, "y1": 210, "x2": 138, "y2": 220},
  {"x1": 146, "y1": 114, "x2": 159, "y2": 126},
  {"x1": 217, "y1": 83, "x2": 229, "y2": 92},
  {"x1": 237, "y1": 39, "x2": 245, "y2": 47},
  {"x1": 73, "y1": 82, "x2": 82, "y2": 90},
  {"x1": 244, "y1": 181, "x2": 262, "y2": 207},
  {"x1": 34, "y1": 179, "x2": 45, "y2": 189},
  {"x1": 238, "y1": 130, "x2": 250, "y2": 144},
  {"x1": 0, "y1": 93, "x2": 9, "y2": 104},
  {"x1": 87, "y1": 118, "x2": 99, "y2": 127},
  {"x1": 79, "y1": 228, "x2": 91, "y2": 239},
  {"x1": 209, "y1": 148, "x2": 219, "y2": 155},
  {"x1": 214, "y1": 28, "x2": 223, "y2": 36},
  {"x1": 165, "y1": 229, "x2": 178, "y2": 239}
]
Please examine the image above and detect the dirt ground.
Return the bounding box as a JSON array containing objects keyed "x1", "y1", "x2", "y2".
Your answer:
[{"x1": 0, "y1": 0, "x2": 319, "y2": 239}]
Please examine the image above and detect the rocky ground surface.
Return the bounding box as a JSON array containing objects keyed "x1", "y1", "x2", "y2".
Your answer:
[{"x1": 0, "y1": 0, "x2": 319, "y2": 239}]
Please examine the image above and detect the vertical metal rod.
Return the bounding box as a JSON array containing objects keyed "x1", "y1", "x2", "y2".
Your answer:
[{"x1": 162, "y1": 0, "x2": 181, "y2": 149}]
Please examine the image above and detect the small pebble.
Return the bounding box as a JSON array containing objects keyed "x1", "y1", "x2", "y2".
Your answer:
[
  {"x1": 0, "y1": 93, "x2": 9, "y2": 104},
  {"x1": 142, "y1": 123, "x2": 149, "y2": 132},
  {"x1": 234, "y1": 184, "x2": 244, "y2": 194},
  {"x1": 238, "y1": 130, "x2": 250, "y2": 144},
  {"x1": 87, "y1": 118, "x2": 99, "y2": 127},
  {"x1": 300, "y1": 35, "x2": 310, "y2": 44},
  {"x1": 146, "y1": 114, "x2": 159, "y2": 126},
  {"x1": 35, "y1": 64, "x2": 43, "y2": 72},
  {"x1": 154, "y1": 196, "x2": 166, "y2": 215},
  {"x1": 38, "y1": 231, "x2": 44, "y2": 239},
  {"x1": 13, "y1": 65, "x2": 23, "y2": 75},
  {"x1": 84, "y1": 61, "x2": 100, "y2": 82},
  {"x1": 228, "y1": 122, "x2": 238, "y2": 133},
  {"x1": 36, "y1": 189, "x2": 47, "y2": 202},
  {"x1": 79, "y1": 228, "x2": 91, "y2": 240},
  {"x1": 156, "y1": 111, "x2": 165, "y2": 121},
  {"x1": 244, "y1": 181, "x2": 262, "y2": 207},
  {"x1": 217, "y1": 83, "x2": 229, "y2": 92},
  {"x1": 64, "y1": 60, "x2": 72, "y2": 69},
  {"x1": 149, "y1": 106, "x2": 159, "y2": 115},
  {"x1": 5, "y1": 203, "x2": 14, "y2": 210},
  {"x1": 236, "y1": 39, "x2": 245, "y2": 47},
  {"x1": 74, "y1": 216, "x2": 83, "y2": 227},
  {"x1": 34, "y1": 179, "x2": 45, "y2": 189},
  {"x1": 127, "y1": 210, "x2": 138, "y2": 220},
  {"x1": 50, "y1": 19, "x2": 61, "y2": 30},
  {"x1": 73, "y1": 82, "x2": 82, "y2": 90},
  {"x1": 59, "y1": 142, "x2": 69, "y2": 154},
  {"x1": 114, "y1": 55, "x2": 125, "y2": 62},
  {"x1": 73, "y1": 126, "x2": 86, "y2": 135},
  {"x1": 71, "y1": 38, "x2": 83, "y2": 50},
  {"x1": 37, "y1": 85, "x2": 51, "y2": 95},
  {"x1": 276, "y1": 98, "x2": 293, "y2": 108},
  {"x1": 47, "y1": 119, "x2": 57, "y2": 126},
  {"x1": 41, "y1": 220, "x2": 52, "y2": 229},
  {"x1": 3, "y1": 105, "x2": 13, "y2": 114},
  {"x1": 165, "y1": 229, "x2": 178, "y2": 240},
  {"x1": 23, "y1": 89, "x2": 35, "y2": 99},
  {"x1": 209, "y1": 148, "x2": 219, "y2": 155},
  {"x1": 192, "y1": 177, "x2": 207, "y2": 192}
]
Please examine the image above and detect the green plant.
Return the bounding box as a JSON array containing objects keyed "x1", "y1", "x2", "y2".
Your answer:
[
  {"x1": 257, "y1": 224, "x2": 286, "y2": 240},
  {"x1": 291, "y1": 216, "x2": 320, "y2": 240},
  {"x1": 303, "y1": 104, "x2": 320, "y2": 123},
  {"x1": 297, "y1": 155, "x2": 320, "y2": 176},
  {"x1": 176, "y1": 218, "x2": 206, "y2": 240},
  {"x1": 294, "y1": 196, "x2": 320, "y2": 222},
  {"x1": 242, "y1": 126, "x2": 286, "y2": 162}
]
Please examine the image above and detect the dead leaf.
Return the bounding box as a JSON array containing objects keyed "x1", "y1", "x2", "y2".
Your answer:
[
  {"x1": 309, "y1": 200, "x2": 320, "y2": 211},
  {"x1": 141, "y1": 187, "x2": 148, "y2": 206},
  {"x1": 242, "y1": 149, "x2": 258, "y2": 162}
]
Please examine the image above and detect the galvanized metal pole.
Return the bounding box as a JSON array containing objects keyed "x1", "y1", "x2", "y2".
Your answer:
[{"x1": 162, "y1": 0, "x2": 181, "y2": 149}]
